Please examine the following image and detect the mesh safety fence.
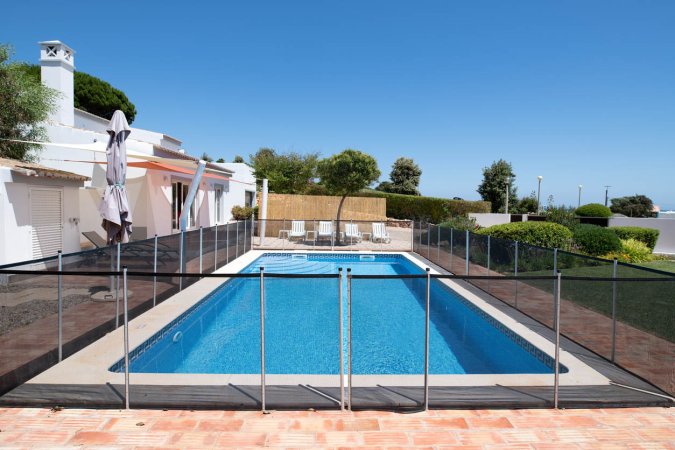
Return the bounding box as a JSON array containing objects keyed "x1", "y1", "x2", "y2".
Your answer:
[
  {"x1": 0, "y1": 221, "x2": 253, "y2": 395},
  {"x1": 252, "y1": 219, "x2": 413, "y2": 251},
  {"x1": 415, "y1": 224, "x2": 675, "y2": 396}
]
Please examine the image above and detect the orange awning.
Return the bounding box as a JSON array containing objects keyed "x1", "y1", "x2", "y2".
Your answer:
[{"x1": 126, "y1": 161, "x2": 231, "y2": 182}]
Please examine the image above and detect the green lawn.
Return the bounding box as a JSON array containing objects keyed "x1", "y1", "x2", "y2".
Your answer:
[
  {"x1": 518, "y1": 263, "x2": 674, "y2": 343},
  {"x1": 636, "y1": 260, "x2": 675, "y2": 274}
]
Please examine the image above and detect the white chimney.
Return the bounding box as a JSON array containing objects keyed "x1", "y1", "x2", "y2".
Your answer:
[{"x1": 39, "y1": 40, "x2": 75, "y2": 126}]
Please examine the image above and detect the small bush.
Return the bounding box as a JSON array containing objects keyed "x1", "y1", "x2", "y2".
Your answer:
[
  {"x1": 546, "y1": 205, "x2": 577, "y2": 229},
  {"x1": 604, "y1": 239, "x2": 653, "y2": 263},
  {"x1": 572, "y1": 224, "x2": 622, "y2": 256},
  {"x1": 439, "y1": 216, "x2": 478, "y2": 231},
  {"x1": 609, "y1": 226, "x2": 659, "y2": 251},
  {"x1": 231, "y1": 205, "x2": 254, "y2": 220},
  {"x1": 476, "y1": 222, "x2": 573, "y2": 249},
  {"x1": 575, "y1": 203, "x2": 612, "y2": 218}
]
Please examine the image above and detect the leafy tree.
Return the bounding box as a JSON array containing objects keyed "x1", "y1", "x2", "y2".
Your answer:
[
  {"x1": 477, "y1": 159, "x2": 517, "y2": 213},
  {"x1": 377, "y1": 157, "x2": 421, "y2": 195},
  {"x1": 15, "y1": 63, "x2": 136, "y2": 124},
  {"x1": 317, "y1": 149, "x2": 380, "y2": 243},
  {"x1": 200, "y1": 152, "x2": 213, "y2": 162},
  {"x1": 233, "y1": 155, "x2": 245, "y2": 163},
  {"x1": 215, "y1": 158, "x2": 225, "y2": 163},
  {"x1": 249, "y1": 148, "x2": 318, "y2": 193},
  {"x1": 0, "y1": 45, "x2": 57, "y2": 161},
  {"x1": 610, "y1": 195, "x2": 654, "y2": 217},
  {"x1": 511, "y1": 191, "x2": 538, "y2": 214}
]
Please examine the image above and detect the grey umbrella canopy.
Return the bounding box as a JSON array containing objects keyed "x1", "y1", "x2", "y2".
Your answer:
[{"x1": 99, "y1": 110, "x2": 133, "y2": 244}]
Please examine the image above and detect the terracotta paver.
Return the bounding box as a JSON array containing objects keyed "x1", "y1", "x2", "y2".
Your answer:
[{"x1": 0, "y1": 406, "x2": 672, "y2": 448}]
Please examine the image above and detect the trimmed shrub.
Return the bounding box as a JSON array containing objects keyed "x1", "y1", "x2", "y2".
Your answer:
[
  {"x1": 545, "y1": 205, "x2": 577, "y2": 229},
  {"x1": 476, "y1": 222, "x2": 573, "y2": 249},
  {"x1": 605, "y1": 239, "x2": 653, "y2": 263},
  {"x1": 439, "y1": 215, "x2": 478, "y2": 231},
  {"x1": 231, "y1": 205, "x2": 254, "y2": 220},
  {"x1": 609, "y1": 226, "x2": 659, "y2": 251},
  {"x1": 573, "y1": 224, "x2": 621, "y2": 256},
  {"x1": 575, "y1": 203, "x2": 612, "y2": 218},
  {"x1": 358, "y1": 190, "x2": 490, "y2": 223}
]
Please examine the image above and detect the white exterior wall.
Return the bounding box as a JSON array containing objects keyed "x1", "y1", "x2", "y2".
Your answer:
[
  {"x1": 469, "y1": 213, "x2": 512, "y2": 228},
  {"x1": 608, "y1": 217, "x2": 675, "y2": 254},
  {"x1": 216, "y1": 163, "x2": 257, "y2": 222},
  {"x1": 0, "y1": 168, "x2": 83, "y2": 266}
]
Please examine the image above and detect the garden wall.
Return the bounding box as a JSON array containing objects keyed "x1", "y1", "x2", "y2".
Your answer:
[{"x1": 609, "y1": 217, "x2": 675, "y2": 254}]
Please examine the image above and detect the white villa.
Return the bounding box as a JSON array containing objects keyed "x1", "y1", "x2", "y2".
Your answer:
[{"x1": 0, "y1": 40, "x2": 256, "y2": 266}]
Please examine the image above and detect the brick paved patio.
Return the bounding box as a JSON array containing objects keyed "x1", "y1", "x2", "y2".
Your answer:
[{"x1": 0, "y1": 406, "x2": 673, "y2": 448}]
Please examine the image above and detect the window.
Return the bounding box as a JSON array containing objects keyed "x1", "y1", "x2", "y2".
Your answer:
[
  {"x1": 214, "y1": 184, "x2": 223, "y2": 223},
  {"x1": 172, "y1": 181, "x2": 197, "y2": 230},
  {"x1": 245, "y1": 191, "x2": 255, "y2": 208}
]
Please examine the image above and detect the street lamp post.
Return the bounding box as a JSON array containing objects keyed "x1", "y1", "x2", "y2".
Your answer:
[
  {"x1": 604, "y1": 186, "x2": 611, "y2": 207},
  {"x1": 578, "y1": 185, "x2": 583, "y2": 208},
  {"x1": 505, "y1": 176, "x2": 511, "y2": 215},
  {"x1": 536, "y1": 176, "x2": 543, "y2": 213}
]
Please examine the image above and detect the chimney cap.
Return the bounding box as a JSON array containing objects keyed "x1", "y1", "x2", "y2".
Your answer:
[{"x1": 39, "y1": 40, "x2": 75, "y2": 67}]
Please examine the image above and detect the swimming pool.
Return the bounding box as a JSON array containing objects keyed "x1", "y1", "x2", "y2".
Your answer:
[{"x1": 112, "y1": 253, "x2": 563, "y2": 376}]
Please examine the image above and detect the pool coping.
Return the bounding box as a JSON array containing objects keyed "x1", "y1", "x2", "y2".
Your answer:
[{"x1": 24, "y1": 250, "x2": 609, "y2": 389}]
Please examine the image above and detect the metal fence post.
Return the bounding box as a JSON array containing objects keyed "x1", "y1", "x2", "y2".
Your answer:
[
  {"x1": 553, "y1": 270, "x2": 562, "y2": 409},
  {"x1": 450, "y1": 228, "x2": 453, "y2": 270},
  {"x1": 465, "y1": 230, "x2": 470, "y2": 276},
  {"x1": 199, "y1": 226, "x2": 203, "y2": 275},
  {"x1": 331, "y1": 219, "x2": 335, "y2": 251},
  {"x1": 487, "y1": 235, "x2": 491, "y2": 293},
  {"x1": 427, "y1": 223, "x2": 431, "y2": 259},
  {"x1": 418, "y1": 220, "x2": 422, "y2": 253},
  {"x1": 347, "y1": 268, "x2": 352, "y2": 411},
  {"x1": 226, "y1": 223, "x2": 230, "y2": 265},
  {"x1": 244, "y1": 220, "x2": 248, "y2": 254},
  {"x1": 236, "y1": 221, "x2": 240, "y2": 258},
  {"x1": 57, "y1": 251, "x2": 63, "y2": 362},
  {"x1": 611, "y1": 258, "x2": 618, "y2": 362},
  {"x1": 251, "y1": 218, "x2": 255, "y2": 251},
  {"x1": 313, "y1": 219, "x2": 316, "y2": 251},
  {"x1": 259, "y1": 266, "x2": 266, "y2": 413},
  {"x1": 553, "y1": 247, "x2": 558, "y2": 327},
  {"x1": 116, "y1": 241, "x2": 121, "y2": 328},
  {"x1": 214, "y1": 225, "x2": 219, "y2": 269},
  {"x1": 338, "y1": 268, "x2": 344, "y2": 410},
  {"x1": 282, "y1": 219, "x2": 286, "y2": 251},
  {"x1": 179, "y1": 230, "x2": 185, "y2": 291},
  {"x1": 437, "y1": 225, "x2": 440, "y2": 262},
  {"x1": 424, "y1": 267, "x2": 431, "y2": 411},
  {"x1": 153, "y1": 235, "x2": 158, "y2": 307},
  {"x1": 514, "y1": 241, "x2": 519, "y2": 308},
  {"x1": 123, "y1": 266, "x2": 130, "y2": 410},
  {"x1": 410, "y1": 220, "x2": 414, "y2": 252}
]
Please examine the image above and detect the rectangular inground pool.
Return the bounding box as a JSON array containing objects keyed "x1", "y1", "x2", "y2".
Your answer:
[{"x1": 112, "y1": 253, "x2": 564, "y2": 376}]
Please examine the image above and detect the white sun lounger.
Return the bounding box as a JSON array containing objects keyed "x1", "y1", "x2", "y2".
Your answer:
[
  {"x1": 289, "y1": 220, "x2": 307, "y2": 241},
  {"x1": 372, "y1": 222, "x2": 391, "y2": 243},
  {"x1": 317, "y1": 221, "x2": 334, "y2": 242},
  {"x1": 345, "y1": 223, "x2": 362, "y2": 243}
]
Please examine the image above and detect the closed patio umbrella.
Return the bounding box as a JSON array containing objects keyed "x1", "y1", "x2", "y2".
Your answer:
[{"x1": 99, "y1": 110, "x2": 133, "y2": 244}]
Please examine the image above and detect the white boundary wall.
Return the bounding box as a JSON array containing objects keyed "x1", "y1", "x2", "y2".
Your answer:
[{"x1": 609, "y1": 217, "x2": 675, "y2": 254}]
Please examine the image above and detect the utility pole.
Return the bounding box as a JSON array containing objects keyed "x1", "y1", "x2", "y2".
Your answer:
[{"x1": 604, "y1": 185, "x2": 611, "y2": 207}]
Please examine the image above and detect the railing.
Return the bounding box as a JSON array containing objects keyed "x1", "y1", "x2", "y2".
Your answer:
[
  {"x1": 252, "y1": 218, "x2": 414, "y2": 251},
  {"x1": 0, "y1": 220, "x2": 254, "y2": 396},
  {"x1": 1, "y1": 265, "x2": 671, "y2": 410},
  {"x1": 413, "y1": 222, "x2": 675, "y2": 397}
]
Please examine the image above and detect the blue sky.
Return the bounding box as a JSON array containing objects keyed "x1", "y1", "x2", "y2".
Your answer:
[{"x1": 4, "y1": 1, "x2": 675, "y2": 208}]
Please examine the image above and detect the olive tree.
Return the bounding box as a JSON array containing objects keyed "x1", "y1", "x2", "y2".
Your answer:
[
  {"x1": 317, "y1": 149, "x2": 380, "y2": 243},
  {"x1": 249, "y1": 148, "x2": 318, "y2": 193},
  {"x1": 0, "y1": 44, "x2": 57, "y2": 161}
]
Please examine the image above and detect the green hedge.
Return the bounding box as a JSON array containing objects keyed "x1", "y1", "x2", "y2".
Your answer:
[
  {"x1": 358, "y1": 190, "x2": 490, "y2": 223},
  {"x1": 476, "y1": 222, "x2": 573, "y2": 249},
  {"x1": 573, "y1": 224, "x2": 622, "y2": 256},
  {"x1": 575, "y1": 203, "x2": 612, "y2": 218},
  {"x1": 609, "y1": 226, "x2": 659, "y2": 251}
]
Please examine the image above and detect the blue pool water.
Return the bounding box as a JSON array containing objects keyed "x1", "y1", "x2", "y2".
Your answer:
[{"x1": 114, "y1": 254, "x2": 561, "y2": 375}]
